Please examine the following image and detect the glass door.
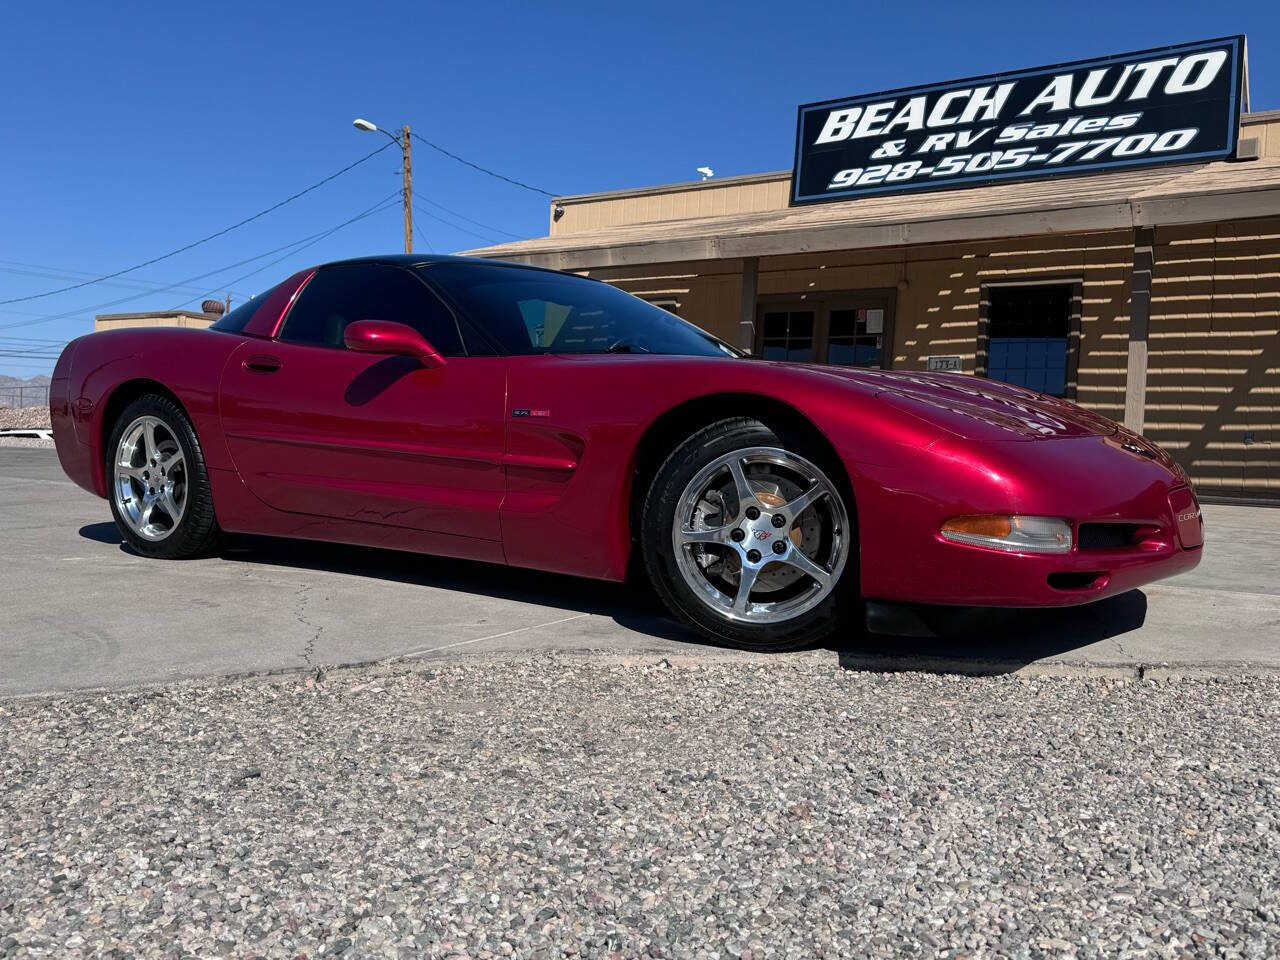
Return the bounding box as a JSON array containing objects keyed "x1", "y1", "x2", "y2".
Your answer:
[
  {"x1": 759, "y1": 305, "x2": 816, "y2": 362},
  {"x1": 826, "y1": 303, "x2": 887, "y2": 368},
  {"x1": 756, "y1": 292, "x2": 893, "y2": 368}
]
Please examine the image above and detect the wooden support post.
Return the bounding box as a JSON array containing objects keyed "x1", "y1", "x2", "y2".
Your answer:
[
  {"x1": 738, "y1": 257, "x2": 758, "y2": 353},
  {"x1": 1124, "y1": 228, "x2": 1155, "y2": 432}
]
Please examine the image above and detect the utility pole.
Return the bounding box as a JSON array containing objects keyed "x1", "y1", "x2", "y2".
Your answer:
[
  {"x1": 352, "y1": 118, "x2": 414, "y2": 253},
  {"x1": 401, "y1": 125, "x2": 413, "y2": 254}
]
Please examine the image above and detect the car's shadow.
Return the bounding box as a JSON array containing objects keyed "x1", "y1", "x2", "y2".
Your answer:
[
  {"x1": 836, "y1": 591, "x2": 1148, "y2": 673},
  {"x1": 80, "y1": 522, "x2": 1148, "y2": 674}
]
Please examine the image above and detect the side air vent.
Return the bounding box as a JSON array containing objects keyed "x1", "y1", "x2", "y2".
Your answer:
[
  {"x1": 1077, "y1": 523, "x2": 1142, "y2": 550},
  {"x1": 1047, "y1": 571, "x2": 1105, "y2": 590}
]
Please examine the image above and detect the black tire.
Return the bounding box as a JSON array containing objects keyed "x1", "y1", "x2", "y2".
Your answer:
[
  {"x1": 105, "y1": 393, "x2": 224, "y2": 559},
  {"x1": 641, "y1": 417, "x2": 858, "y2": 651}
]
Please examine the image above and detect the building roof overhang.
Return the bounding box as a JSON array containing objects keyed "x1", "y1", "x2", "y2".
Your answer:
[
  {"x1": 464, "y1": 158, "x2": 1280, "y2": 270},
  {"x1": 94, "y1": 310, "x2": 219, "y2": 321}
]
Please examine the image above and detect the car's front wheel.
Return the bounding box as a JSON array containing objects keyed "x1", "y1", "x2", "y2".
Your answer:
[
  {"x1": 106, "y1": 394, "x2": 223, "y2": 559},
  {"x1": 641, "y1": 418, "x2": 856, "y2": 650}
]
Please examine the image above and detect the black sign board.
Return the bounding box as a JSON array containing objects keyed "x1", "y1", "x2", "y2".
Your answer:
[{"x1": 791, "y1": 37, "x2": 1245, "y2": 205}]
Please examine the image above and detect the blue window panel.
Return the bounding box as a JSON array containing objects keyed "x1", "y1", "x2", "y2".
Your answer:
[
  {"x1": 788, "y1": 345, "x2": 813, "y2": 362},
  {"x1": 988, "y1": 364, "x2": 1024, "y2": 389},
  {"x1": 1046, "y1": 338, "x2": 1068, "y2": 368},
  {"x1": 1005, "y1": 340, "x2": 1027, "y2": 368},
  {"x1": 828, "y1": 342, "x2": 854, "y2": 365},
  {"x1": 987, "y1": 336, "x2": 1068, "y2": 396},
  {"x1": 854, "y1": 343, "x2": 881, "y2": 367},
  {"x1": 1025, "y1": 339, "x2": 1048, "y2": 368},
  {"x1": 1045, "y1": 366, "x2": 1067, "y2": 396}
]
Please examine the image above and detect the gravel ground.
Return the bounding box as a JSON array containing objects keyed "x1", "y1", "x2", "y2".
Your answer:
[
  {"x1": 2, "y1": 656, "x2": 1277, "y2": 959},
  {"x1": 0, "y1": 437, "x2": 53, "y2": 448},
  {"x1": 0, "y1": 407, "x2": 53, "y2": 447},
  {"x1": 0, "y1": 407, "x2": 51, "y2": 430}
]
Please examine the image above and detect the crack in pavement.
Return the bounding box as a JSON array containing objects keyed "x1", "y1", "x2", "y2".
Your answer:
[{"x1": 293, "y1": 582, "x2": 324, "y2": 669}]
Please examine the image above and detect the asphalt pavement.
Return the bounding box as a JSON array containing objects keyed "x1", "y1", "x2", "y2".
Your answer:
[{"x1": 2, "y1": 446, "x2": 1278, "y2": 696}]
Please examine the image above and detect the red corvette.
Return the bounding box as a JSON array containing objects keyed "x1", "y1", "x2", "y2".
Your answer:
[{"x1": 50, "y1": 255, "x2": 1202, "y2": 649}]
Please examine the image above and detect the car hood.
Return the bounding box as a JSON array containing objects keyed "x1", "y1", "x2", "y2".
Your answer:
[
  {"x1": 558, "y1": 354, "x2": 1119, "y2": 443},
  {"x1": 772, "y1": 363, "x2": 1119, "y2": 442}
]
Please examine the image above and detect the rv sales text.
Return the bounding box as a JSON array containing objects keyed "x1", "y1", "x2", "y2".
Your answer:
[
  {"x1": 812, "y1": 49, "x2": 1227, "y2": 146},
  {"x1": 824, "y1": 115, "x2": 1199, "y2": 190}
]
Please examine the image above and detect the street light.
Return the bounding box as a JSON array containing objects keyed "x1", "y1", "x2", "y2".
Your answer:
[{"x1": 353, "y1": 117, "x2": 413, "y2": 253}]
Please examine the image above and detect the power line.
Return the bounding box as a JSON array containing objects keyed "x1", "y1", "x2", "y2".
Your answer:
[
  {"x1": 0, "y1": 245, "x2": 311, "y2": 332},
  {"x1": 0, "y1": 259, "x2": 249, "y2": 302},
  {"x1": 412, "y1": 219, "x2": 434, "y2": 253},
  {"x1": 0, "y1": 354, "x2": 63, "y2": 361},
  {"x1": 0, "y1": 192, "x2": 402, "y2": 332},
  {"x1": 415, "y1": 196, "x2": 524, "y2": 240},
  {"x1": 172, "y1": 193, "x2": 403, "y2": 310},
  {"x1": 410, "y1": 131, "x2": 556, "y2": 198},
  {"x1": 412, "y1": 203, "x2": 503, "y2": 245},
  {"x1": 0, "y1": 334, "x2": 68, "y2": 344},
  {"x1": 0, "y1": 142, "x2": 395, "y2": 307}
]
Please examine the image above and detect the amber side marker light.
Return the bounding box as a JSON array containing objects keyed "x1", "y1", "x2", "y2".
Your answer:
[{"x1": 941, "y1": 515, "x2": 1073, "y2": 554}]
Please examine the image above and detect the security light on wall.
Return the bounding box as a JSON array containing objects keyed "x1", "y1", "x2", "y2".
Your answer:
[{"x1": 697, "y1": 166, "x2": 714, "y2": 180}]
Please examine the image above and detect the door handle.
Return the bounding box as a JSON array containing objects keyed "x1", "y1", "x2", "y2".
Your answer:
[{"x1": 243, "y1": 355, "x2": 282, "y2": 374}]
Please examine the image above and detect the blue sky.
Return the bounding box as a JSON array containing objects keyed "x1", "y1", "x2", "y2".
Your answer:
[{"x1": 1, "y1": 0, "x2": 1277, "y2": 376}]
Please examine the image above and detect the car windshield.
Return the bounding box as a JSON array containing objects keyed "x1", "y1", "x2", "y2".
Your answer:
[{"x1": 420, "y1": 261, "x2": 739, "y2": 358}]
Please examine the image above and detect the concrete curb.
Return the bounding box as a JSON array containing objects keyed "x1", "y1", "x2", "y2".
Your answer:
[{"x1": 5, "y1": 646, "x2": 1280, "y2": 701}]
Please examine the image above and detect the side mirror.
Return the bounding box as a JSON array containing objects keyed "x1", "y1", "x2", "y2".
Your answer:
[{"x1": 344, "y1": 319, "x2": 446, "y2": 368}]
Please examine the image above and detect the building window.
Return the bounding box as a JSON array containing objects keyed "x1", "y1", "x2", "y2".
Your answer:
[
  {"x1": 761, "y1": 309, "x2": 815, "y2": 362},
  {"x1": 985, "y1": 284, "x2": 1072, "y2": 396},
  {"x1": 756, "y1": 292, "x2": 894, "y2": 368},
  {"x1": 827, "y1": 306, "x2": 885, "y2": 368}
]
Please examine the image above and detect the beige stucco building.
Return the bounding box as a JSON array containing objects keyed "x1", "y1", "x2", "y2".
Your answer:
[
  {"x1": 94, "y1": 309, "x2": 220, "y2": 333},
  {"x1": 468, "y1": 110, "x2": 1280, "y2": 501}
]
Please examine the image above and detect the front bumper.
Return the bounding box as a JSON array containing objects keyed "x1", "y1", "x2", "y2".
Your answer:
[
  {"x1": 877, "y1": 524, "x2": 1201, "y2": 607},
  {"x1": 853, "y1": 435, "x2": 1203, "y2": 607}
]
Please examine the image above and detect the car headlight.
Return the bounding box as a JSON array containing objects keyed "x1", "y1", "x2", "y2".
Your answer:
[{"x1": 940, "y1": 515, "x2": 1073, "y2": 554}]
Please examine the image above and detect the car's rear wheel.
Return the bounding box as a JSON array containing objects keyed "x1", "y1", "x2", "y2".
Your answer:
[
  {"x1": 106, "y1": 394, "x2": 222, "y2": 559},
  {"x1": 641, "y1": 417, "x2": 856, "y2": 650}
]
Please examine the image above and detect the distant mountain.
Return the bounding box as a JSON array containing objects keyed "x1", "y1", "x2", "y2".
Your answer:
[{"x1": 0, "y1": 374, "x2": 51, "y2": 389}]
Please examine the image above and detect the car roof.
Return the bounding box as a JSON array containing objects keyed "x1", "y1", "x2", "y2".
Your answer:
[{"x1": 314, "y1": 253, "x2": 587, "y2": 280}]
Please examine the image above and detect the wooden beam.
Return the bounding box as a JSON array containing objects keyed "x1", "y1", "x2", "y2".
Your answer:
[
  {"x1": 737, "y1": 258, "x2": 758, "y2": 352},
  {"x1": 1124, "y1": 228, "x2": 1155, "y2": 432},
  {"x1": 468, "y1": 174, "x2": 1280, "y2": 272},
  {"x1": 484, "y1": 202, "x2": 1140, "y2": 271}
]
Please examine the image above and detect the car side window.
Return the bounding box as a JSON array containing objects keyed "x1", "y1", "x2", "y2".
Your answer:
[
  {"x1": 209, "y1": 284, "x2": 277, "y2": 334},
  {"x1": 279, "y1": 264, "x2": 465, "y2": 355}
]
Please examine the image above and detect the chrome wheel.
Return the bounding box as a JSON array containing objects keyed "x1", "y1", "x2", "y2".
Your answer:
[
  {"x1": 113, "y1": 415, "x2": 187, "y2": 542},
  {"x1": 671, "y1": 446, "x2": 850, "y2": 625}
]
